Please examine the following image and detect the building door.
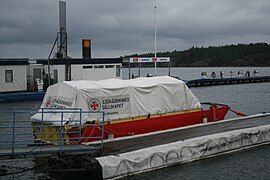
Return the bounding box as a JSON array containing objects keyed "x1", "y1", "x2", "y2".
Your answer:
[
  {"x1": 54, "y1": 69, "x2": 58, "y2": 83},
  {"x1": 32, "y1": 68, "x2": 41, "y2": 91},
  {"x1": 116, "y1": 65, "x2": 121, "y2": 77},
  {"x1": 33, "y1": 68, "x2": 41, "y2": 81}
]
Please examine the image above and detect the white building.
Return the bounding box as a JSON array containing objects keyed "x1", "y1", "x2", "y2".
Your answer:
[
  {"x1": 0, "y1": 58, "x2": 122, "y2": 93},
  {"x1": 0, "y1": 59, "x2": 28, "y2": 92},
  {"x1": 39, "y1": 58, "x2": 122, "y2": 83}
]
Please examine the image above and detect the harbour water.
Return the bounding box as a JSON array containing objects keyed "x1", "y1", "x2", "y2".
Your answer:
[
  {"x1": 0, "y1": 67, "x2": 270, "y2": 179},
  {"x1": 129, "y1": 144, "x2": 270, "y2": 180},
  {"x1": 124, "y1": 67, "x2": 270, "y2": 118},
  {"x1": 123, "y1": 66, "x2": 270, "y2": 80}
]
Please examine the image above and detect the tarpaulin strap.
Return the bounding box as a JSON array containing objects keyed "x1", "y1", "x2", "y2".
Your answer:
[{"x1": 229, "y1": 108, "x2": 246, "y2": 117}]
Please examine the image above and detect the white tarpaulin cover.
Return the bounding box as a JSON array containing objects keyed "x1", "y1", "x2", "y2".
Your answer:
[
  {"x1": 97, "y1": 123, "x2": 270, "y2": 179},
  {"x1": 31, "y1": 76, "x2": 200, "y2": 124}
]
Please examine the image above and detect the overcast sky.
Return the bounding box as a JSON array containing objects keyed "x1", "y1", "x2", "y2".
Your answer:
[{"x1": 0, "y1": 0, "x2": 270, "y2": 58}]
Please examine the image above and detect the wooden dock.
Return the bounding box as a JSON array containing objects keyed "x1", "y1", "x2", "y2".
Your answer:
[{"x1": 186, "y1": 76, "x2": 270, "y2": 87}]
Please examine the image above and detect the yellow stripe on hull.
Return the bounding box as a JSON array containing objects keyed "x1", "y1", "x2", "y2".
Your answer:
[{"x1": 32, "y1": 121, "x2": 69, "y2": 144}]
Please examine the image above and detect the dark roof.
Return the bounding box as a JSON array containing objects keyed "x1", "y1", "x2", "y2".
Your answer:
[
  {"x1": 0, "y1": 58, "x2": 123, "y2": 65},
  {"x1": 36, "y1": 58, "x2": 123, "y2": 65},
  {"x1": 0, "y1": 58, "x2": 29, "y2": 65}
]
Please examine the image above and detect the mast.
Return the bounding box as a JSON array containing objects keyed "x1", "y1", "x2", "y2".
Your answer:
[
  {"x1": 58, "y1": 1, "x2": 67, "y2": 59},
  {"x1": 154, "y1": 0, "x2": 157, "y2": 76}
]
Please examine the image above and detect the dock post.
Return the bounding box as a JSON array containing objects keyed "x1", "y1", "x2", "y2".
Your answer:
[
  {"x1": 41, "y1": 108, "x2": 44, "y2": 144},
  {"x1": 101, "y1": 112, "x2": 105, "y2": 154},
  {"x1": 138, "y1": 63, "x2": 141, "y2": 77},
  {"x1": 128, "y1": 62, "x2": 131, "y2": 79},
  {"x1": 79, "y1": 109, "x2": 82, "y2": 143},
  {"x1": 168, "y1": 61, "x2": 171, "y2": 76},
  {"x1": 59, "y1": 112, "x2": 64, "y2": 155},
  {"x1": 11, "y1": 112, "x2": 16, "y2": 158}
]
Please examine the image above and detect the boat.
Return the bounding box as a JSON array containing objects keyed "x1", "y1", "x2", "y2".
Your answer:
[{"x1": 31, "y1": 76, "x2": 242, "y2": 144}]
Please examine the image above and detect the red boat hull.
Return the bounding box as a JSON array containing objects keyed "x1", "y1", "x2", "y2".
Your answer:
[{"x1": 68, "y1": 105, "x2": 229, "y2": 143}]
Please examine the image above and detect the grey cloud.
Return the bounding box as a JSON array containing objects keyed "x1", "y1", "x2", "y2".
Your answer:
[{"x1": 0, "y1": 0, "x2": 270, "y2": 58}]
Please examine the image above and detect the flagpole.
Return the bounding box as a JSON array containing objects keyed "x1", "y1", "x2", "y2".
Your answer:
[{"x1": 154, "y1": 0, "x2": 157, "y2": 76}]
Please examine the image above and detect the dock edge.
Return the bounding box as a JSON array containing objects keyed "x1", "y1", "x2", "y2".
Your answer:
[{"x1": 96, "y1": 124, "x2": 270, "y2": 179}]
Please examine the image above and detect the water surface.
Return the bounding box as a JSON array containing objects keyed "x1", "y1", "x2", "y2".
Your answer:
[{"x1": 0, "y1": 67, "x2": 270, "y2": 179}]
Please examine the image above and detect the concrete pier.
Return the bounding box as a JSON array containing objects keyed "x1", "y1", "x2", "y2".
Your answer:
[
  {"x1": 94, "y1": 113, "x2": 270, "y2": 179},
  {"x1": 89, "y1": 113, "x2": 270, "y2": 155}
]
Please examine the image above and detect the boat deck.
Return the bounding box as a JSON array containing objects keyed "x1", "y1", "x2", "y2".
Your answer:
[{"x1": 90, "y1": 113, "x2": 270, "y2": 155}]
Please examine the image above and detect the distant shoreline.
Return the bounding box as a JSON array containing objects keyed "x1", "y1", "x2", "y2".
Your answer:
[{"x1": 124, "y1": 43, "x2": 270, "y2": 67}]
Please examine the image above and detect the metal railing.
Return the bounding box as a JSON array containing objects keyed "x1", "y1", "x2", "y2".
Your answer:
[{"x1": 0, "y1": 108, "x2": 105, "y2": 159}]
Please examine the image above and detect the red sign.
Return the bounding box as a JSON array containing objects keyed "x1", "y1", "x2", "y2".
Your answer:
[
  {"x1": 152, "y1": 57, "x2": 157, "y2": 62},
  {"x1": 44, "y1": 97, "x2": 52, "y2": 108},
  {"x1": 129, "y1": 57, "x2": 170, "y2": 63},
  {"x1": 89, "y1": 99, "x2": 101, "y2": 111},
  {"x1": 133, "y1": 57, "x2": 139, "y2": 62}
]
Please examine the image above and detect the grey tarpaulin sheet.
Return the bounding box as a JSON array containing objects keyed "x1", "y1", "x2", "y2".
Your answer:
[{"x1": 97, "y1": 124, "x2": 270, "y2": 179}]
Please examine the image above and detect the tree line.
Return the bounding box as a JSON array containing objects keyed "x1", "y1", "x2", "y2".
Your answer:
[{"x1": 124, "y1": 43, "x2": 270, "y2": 67}]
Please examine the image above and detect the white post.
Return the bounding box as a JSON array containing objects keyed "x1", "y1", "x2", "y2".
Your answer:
[{"x1": 154, "y1": 0, "x2": 157, "y2": 76}]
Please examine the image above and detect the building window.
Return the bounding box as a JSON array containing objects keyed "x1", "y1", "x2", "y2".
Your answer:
[
  {"x1": 94, "y1": 65, "x2": 104, "y2": 69},
  {"x1": 5, "y1": 70, "x2": 13, "y2": 82},
  {"x1": 116, "y1": 65, "x2": 121, "y2": 77},
  {"x1": 105, "y1": 65, "x2": 114, "y2": 68},
  {"x1": 83, "y1": 66, "x2": 93, "y2": 69}
]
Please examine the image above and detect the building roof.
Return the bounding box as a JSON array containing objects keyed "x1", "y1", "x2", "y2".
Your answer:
[
  {"x1": 37, "y1": 58, "x2": 122, "y2": 65},
  {"x1": 0, "y1": 58, "x2": 123, "y2": 65},
  {"x1": 0, "y1": 58, "x2": 29, "y2": 65}
]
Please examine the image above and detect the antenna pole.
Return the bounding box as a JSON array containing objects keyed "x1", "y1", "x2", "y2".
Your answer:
[
  {"x1": 154, "y1": 0, "x2": 157, "y2": 76},
  {"x1": 47, "y1": 36, "x2": 58, "y2": 86}
]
